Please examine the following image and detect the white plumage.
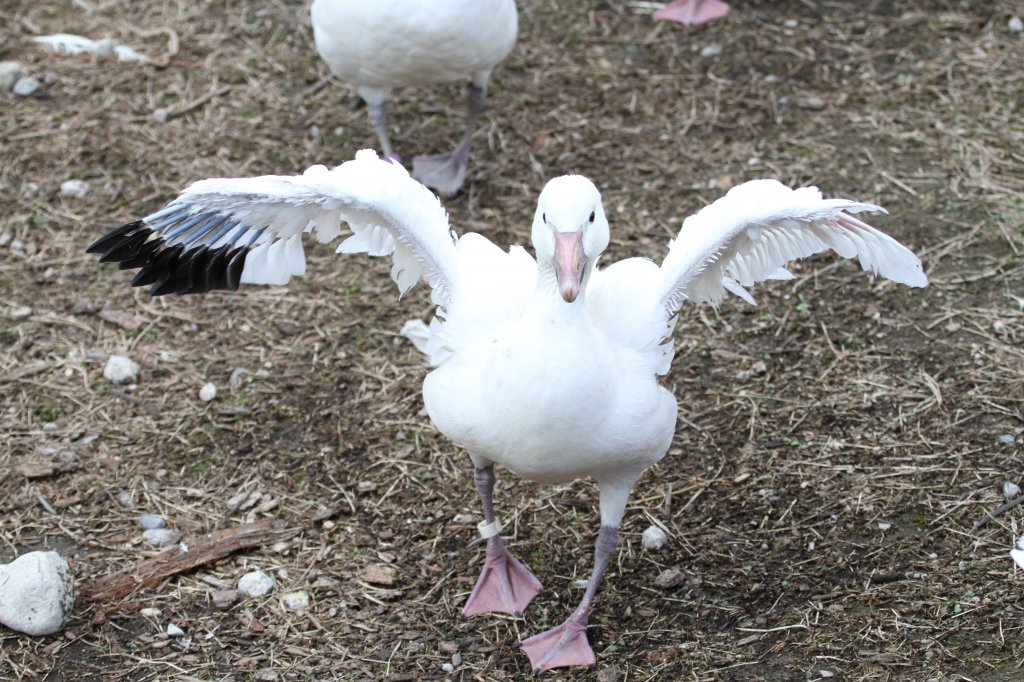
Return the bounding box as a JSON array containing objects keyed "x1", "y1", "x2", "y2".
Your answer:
[
  {"x1": 88, "y1": 150, "x2": 927, "y2": 672},
  {"x1": 310, "y1": 0, "x2": 518, "y2": 195}
]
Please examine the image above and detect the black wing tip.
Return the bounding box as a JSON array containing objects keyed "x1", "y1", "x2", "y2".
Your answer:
[
  {"x1": 86, "y1": 220, "x2": 147, "y2": 255},
  {"x1": 91, "y1": 212, "x2": 252, "y2": 297}
]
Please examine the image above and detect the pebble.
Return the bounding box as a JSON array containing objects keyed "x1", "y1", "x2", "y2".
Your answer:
[
  {"x1": 0, "y1": 552, "x2": 75, "y2": 636},
  {"x1": 280, "y1": 590, "x2": 310, "y2": 612},
  {"x1": 0, "y1": 60, "x2": 24, "y2": 92},
  {"x1": 10, "y1": 306, "x2": 32, "y2": 321},
  {"x1": 212, "y1": 589, "x2": 239, "y2": 609},
  {"x1": 1003, "y1": 481, "x2": 1021, "y2": 499},
  {"x1": 654, "y1": 567, "x2": 687, "y2": 589},
  {"x1": 1009, "y1": 16, "x2": 1023, "y2": 33},
  {"x1": 238, "y1": 570, "x2": 275, "y2": 598},
  {"x1": 60, "y1": 180, "x2": 90, "y2": 199},
  {"x1": 451, "y1": 514, "x2": 475, "y2": 524},
  {"x1": 796, "y1": 96, "x2": 827, "y2": 110},
  {"x1": 166, "y1": 623, "x2": 184, "y2": 637},
  {"x1": 441, "y1": 663, "x2": 455, "y2": 674},
  {"x1": 641, "y1": 525, "x2": 668, "y2": 550},
  {"x1": 751, "y1": 360, "x2": 768, "y2": 375},
  {"x1": 229, "y1": 367, "x2": 247, "y2": 389},
  {"x1": 12, "y1": 76, "x2": 40, "y2": 96},
  {"x1": 142, "y1": 528, "x2": 183, "y2": 548},
  {"x1": 199, "y1": 382, "x2": 217, "y2": 402},
  {"x1": 999, "y1": 434, "x2": 1016, "y2": 445},
  {"x1": 103, "y1": 355, "x2": 139, "y2": 385},
  {"x1": 783, "y1": 18, "x2": 799, "y2": 28},
  {"x1": 700, "y1": 43, "x2": 722, "y2": 58},
  {"x1": 138, "y1": 514, "x2": 166, "y2": 530},
  {"x1": 140, "y1": 607, "x2": 161, "y2": 618}
]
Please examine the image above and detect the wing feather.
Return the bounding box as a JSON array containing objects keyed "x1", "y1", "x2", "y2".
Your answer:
[
  {"x1": 88, "y1": 150, "x2": 458, "y2": 301},
  {"x1": 658, "y1": 179, "x2": 927, "y2": 314}
]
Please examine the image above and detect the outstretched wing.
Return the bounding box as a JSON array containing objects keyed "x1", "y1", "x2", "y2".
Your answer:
[
  {"x1": 87, "y1": 149, "x2": 458, "y2": 303},
  {"x1": 658, "y1": 179, "x2": 927, "y2": 315}
]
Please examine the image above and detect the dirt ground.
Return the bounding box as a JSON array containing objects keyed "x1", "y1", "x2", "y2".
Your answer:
[{"x1": 2, "y1": 0, "x2": 1023, "y2": 680}]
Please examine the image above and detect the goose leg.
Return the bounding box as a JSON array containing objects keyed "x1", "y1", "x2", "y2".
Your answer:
[
  {"x1": 462, "y1": 464, "x2": 542, "y2": 617},
  {"x1": 412, "y1": 83, "x2": 486, "y2": 196},
  {"x1": 366, "y1": 100, "x2": 400, "y2": 163},
  {"x1": 521, "y1": 479, "x2": 634, "y2": 673},
  {"x1": 654, "y1": 0, "x2": 730, "y2": 26}
]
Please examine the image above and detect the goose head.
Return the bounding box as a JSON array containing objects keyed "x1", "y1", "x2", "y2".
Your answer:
[{"x1": 531, "y1": 175, "x2": 610, "y2": 303}]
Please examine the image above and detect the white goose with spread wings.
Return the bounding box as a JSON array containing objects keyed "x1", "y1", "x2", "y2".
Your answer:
[{"x1": 87, "y1": 150, "x2": 927, "y2": 673}]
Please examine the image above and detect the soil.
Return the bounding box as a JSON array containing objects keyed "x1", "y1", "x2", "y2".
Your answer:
[{"x1": 1, "y1": 1, "x2": 1023, "y2": 680}]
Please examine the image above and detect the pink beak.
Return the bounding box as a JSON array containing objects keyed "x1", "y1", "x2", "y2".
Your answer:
[{"x1": 553, "y1": 229, "x2": 587, "y2": 303}]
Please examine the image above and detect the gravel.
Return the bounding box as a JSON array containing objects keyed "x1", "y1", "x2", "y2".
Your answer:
[
  {"x1": 238, "y1": 570, "x2": 275, "y2": 598},
  {"x1": 103, "y1": 355, "x2": 139, "y2": 385}
]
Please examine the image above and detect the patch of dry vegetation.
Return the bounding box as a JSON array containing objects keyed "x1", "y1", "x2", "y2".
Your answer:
[{"x1": 1, "y1": 0, "x2": 1023, "y2": 679}]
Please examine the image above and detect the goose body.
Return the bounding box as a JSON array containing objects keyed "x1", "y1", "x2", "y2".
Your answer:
[
  {"x1": 310, "y1": 0, "x2": 518, "y2": 195},
  {"x1": 87, "y1": 151, "x2": 927, "y2": 673}
]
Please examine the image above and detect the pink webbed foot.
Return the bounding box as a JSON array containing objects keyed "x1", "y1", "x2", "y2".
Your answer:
[
  {"x1": 654, "y1": 0, "x2": 730, "y2": 26},
  {"x1": 462, "y1": 542, "x2": 542, "y2": 617},
  {"x1": 521, "y1": 618, "x2": 595, "y2": 673},
  {"x1": 412, "y1": 149, "x2": 470, "y2": 197}
]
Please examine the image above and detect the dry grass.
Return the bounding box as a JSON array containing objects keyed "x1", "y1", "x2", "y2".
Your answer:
[{"x1": 2, "y1": 0, "x2": 1023, "y2": 680}]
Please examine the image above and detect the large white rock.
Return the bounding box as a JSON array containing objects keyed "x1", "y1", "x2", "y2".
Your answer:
[
  {"x1": 0, "y1": 551, "x2": 74, "y2": 636},
  {"x1": 103, "y1": 355, "x2": 139, "y2": 384}
]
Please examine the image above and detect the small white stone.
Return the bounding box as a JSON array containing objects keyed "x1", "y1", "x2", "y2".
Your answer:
[
  {"x1": 60, "y1": 180, "x2": 90, "y2": 198},
  {"x1": 877, "y1": 522, "x2": 892, "y2": 531},
  {"x1": 166, "y1": 623, "x2": 184, "y2": 637},
  {"x1": 152, "y1": 108, "x2": 169, "y2": 123},
  {"x1": 142, "y1": 528, "x2": 183, "y2": 548},
  {"x1": 441, "y1": 663, "x2": 455, "y2": 673},
  {"x1": 0, "y1": 551, "x2": 75, "y2": 636},
  {"x1": 1011, "y1": 547, "x2": 1024, "y2": 571},
  {"x1": 819, "y1": 670, "x2": 835, "y2": 678},
  {"x1": 783, "y1": 18, "x2": 799, "y2": 28},
  {"x1": 1009, "y1": 16, "x2": 1023, "y2": 33},
  {"x1": 0, "y1": 61, "x2": 24, "y2": 92},
  {"x1": 451, "y1": 514, "x2": 475, "y2": 525},
  {"x1": 12, "y1": 76, "x2": 40, "y2": 96},
  {"x1": 700, "y1": 43, "x2": 722, "y2": 58},
  {"x1": 642, "y1": 525, "x2": 669, "y2": 550},
  {"x1": 1003, "y1": 481, "x2": 1021, "y2": 499},
  {"x1": 199, "y1": 382, "x2": 217, "y2": 402},
  {"x1": 10, "y1": 306, "x2": 32, "y2": 321},
  {"x1": 140, "y1": 607, "x2": 161, "y2": 618},
  {"x1": 237, "y1": 570, "x2": 275, "y2": 598},
  {"x1": 999, "y1": 434, "x2": 1016, "y2": 445},
  {"x1": 103, "y1": 355, "x2": 139, "y2": 385},
  {"x1": 280, "y1": 590, "x2": 310, "y2": 612},
  {"x1": 138, "y1": 514, "x2": 166, "y2": 530}
]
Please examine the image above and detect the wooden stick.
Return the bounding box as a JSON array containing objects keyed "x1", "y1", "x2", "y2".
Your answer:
[
  {"x1": 82, "y1": 518, "x2": 299, "y2": 603},
  {"x1": 974, "y1": 495, "x2": 1024, "y2": 529}
]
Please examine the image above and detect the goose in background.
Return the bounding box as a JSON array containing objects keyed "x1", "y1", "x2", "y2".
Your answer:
[
  {"x1": 87, "y1": 150, "x2": 927, "y2": 672},
  {"x1": 310, "y1": 0, "x2": 518, "y2": 196}
]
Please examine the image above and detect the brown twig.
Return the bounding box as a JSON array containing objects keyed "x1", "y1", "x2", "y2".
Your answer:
[
  {"x1": 82, "y1": 518, "x2": 299, "y2": 604},
  {"x1": 974, "y1": 495, "x2": 1024, "y2": 529}
]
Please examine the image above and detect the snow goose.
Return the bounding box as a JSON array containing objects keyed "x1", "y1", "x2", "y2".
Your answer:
[
  {"x1": 87, "y1": 150, "x2": 927, "y2": 672},
  {"x1": 310, "y1": 0, "x2": 518, "y2": 196}
]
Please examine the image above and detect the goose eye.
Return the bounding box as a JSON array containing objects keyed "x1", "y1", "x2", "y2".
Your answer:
[{"x1": 588, "y1": 211, "x2": 595, "y2": 223}]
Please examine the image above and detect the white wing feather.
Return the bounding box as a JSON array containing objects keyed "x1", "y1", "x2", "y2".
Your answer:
[
  {"x1": 102, "y1": 149, "x2": 458, "y2": 302},
  {"x1": 658, "y1": 179, "x2": 927, "y2": 315}
]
